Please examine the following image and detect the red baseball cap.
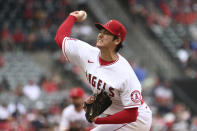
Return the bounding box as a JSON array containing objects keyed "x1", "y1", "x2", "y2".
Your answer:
[
  {"x1": 95, "y1": 20, "x2": 126, "y2": 42},
  {"x1": 69, "y1": 87, "x2": 84, "y2": 98}
]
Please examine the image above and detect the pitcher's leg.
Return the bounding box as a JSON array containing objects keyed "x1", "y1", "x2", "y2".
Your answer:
[
  {"x1": 91, "y1": 124, "x2": 126, "y2": 131},
  {"x1": 120, "y1": 109, "x2": 152, "y2": 131}
]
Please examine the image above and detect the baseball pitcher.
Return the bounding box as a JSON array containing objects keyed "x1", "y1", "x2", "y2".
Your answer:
[{"x1": 55, "y1": 10, "x2": 152, "y2": 131}]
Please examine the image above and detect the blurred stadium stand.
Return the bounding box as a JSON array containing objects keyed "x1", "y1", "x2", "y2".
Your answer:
[
  {"x1": 0, "y1": 52, "x2": 46, "y2": 89},
  {"x1": 0, "y1": 0, "x2": 197, "y2": 130}
]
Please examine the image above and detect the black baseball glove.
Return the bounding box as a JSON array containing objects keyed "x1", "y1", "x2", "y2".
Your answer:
[{"x1": 84, "y1": 90, "x2": 112, "y2": 122}]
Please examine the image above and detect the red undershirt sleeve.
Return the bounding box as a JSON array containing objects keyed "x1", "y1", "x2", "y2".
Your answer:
[
  {"x1": 54, "y1": 15, "x2": 77, "y2": 49},
  {"x1": 95, "y1": 108, "x2": 138, "y2": 124}
]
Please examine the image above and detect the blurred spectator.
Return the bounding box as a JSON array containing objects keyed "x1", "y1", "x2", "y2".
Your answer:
[
  {"x1": 190, "y1": 116, "x2": 197, "y2": 131},
  {"x1": 177, "y1": 47, "x2": 189, "y2": 65},
  {"x1": 34, "y1": 9, "x2": 47, "y2": 21},
  {"x1": 0, "y1": 104, "x2": 12, "y2": 130},
  {"x1": 186, "y1": 50, "x2": 197, "y2": 78},
  {"x1": 130, "y1": 61, "x2": 147, "y2": 82},
  {"x1": 59, "y1": 87, "x2": 92, "y2": 131},
  {"x1": 163, "y1": 113, "x2": 176, "y2": 130},
  {"x1": 24, "y1": 4, "x2": 33, "y2": 20},
  {"x1": 171, "y1": 118, "x2": 189, "y2": 131},
  {"x1": 39, "y1": 26, "x2": 51, "y2": 45},
  {"x1": 189, "y1": 24, "x2": 197, "y2": 41},
  {"x1": 30, "y1": 110, "x2": 50, "y2": 130},
  {"x1": 23, "y1": 80, "x2": 41, "y2": 101},
  {"x1": 0, "y1": 52, "x2": 5, "y2": 67},
  {"x1": 0, "y1": 104, "x2": 10, "y2": 120},
  {"x1": 133, "y1": 65, "x2": 147, "y2": 82},
  {"x1": 0, "y1": 23, "x2": 14, "y2": 51},
  {"x1": 52, "y1": 74, "x2": 64, "y2": 90},
  {"x1": 42, "y1": 77, "x2": 58, "y2": 93},
  {"x1": 14, "y1": 83, "x2": 24, "y2": 98},
  {"x1": 12, "y1": 27, "x2": 25, "y2": 49},
  {"x1": 187, "y1": 50, "x2": 197, "y2": 70},
  {"x1": 177, "y1": 38, "x2": 191, "y2": 65},
  {"x1": 158, "y1": 1, "x2": 171, "y2": 17},
  {"x1": 59, "y1": 97, "x2": 69, "y2": 111},
  {"x1": 171, "y1": 103, "x2": 191, "y2": 131},
  {"x1": 0, "y1": 77, "x2": 10, "y2": 91},
  {"x1": 190, "y1": 40, "x2": 197, "y2": 50},
  {"x1": 154, "y1": 81, "x2": 173, "y2": 114},
  {"x1": 7, "y1": 102, "x2": 26, "y2": 117},
  {"x1": 49, "y1": 102, "x2": 61, "y2": 115},
  {"x1": 25, "y1": 32, "x2": 37, "y2": 50},
  {"x1": 151, "y1": 112, "x2": 167, "y2": 131},
  {"x1": 7, "y1": 84, "x2": 26, "y2": 117}
]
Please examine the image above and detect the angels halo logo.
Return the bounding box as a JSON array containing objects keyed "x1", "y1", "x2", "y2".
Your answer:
[
  {"x1": 131, "y1": 90, "x2": 141, "y2": 103},
  {"x1": 106, "y1": 20, "x2": 112, "y2": 27}
]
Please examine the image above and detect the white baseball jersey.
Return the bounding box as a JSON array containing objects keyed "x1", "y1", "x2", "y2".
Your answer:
[
  {"x1": 59, "y1": 105, "x2": 87, "y2": 131},
  {"x1": 61, "y1": 37, "x2": 152, "y2": 131}
]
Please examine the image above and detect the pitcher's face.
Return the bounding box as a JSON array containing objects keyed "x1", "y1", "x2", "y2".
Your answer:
[{"x1": 96, "y1": 29, "x2": 116, "y2": 50}]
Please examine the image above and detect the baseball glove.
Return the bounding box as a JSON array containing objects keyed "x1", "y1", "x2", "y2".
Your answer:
[{"x1": 84, "y1": 90, "x2": 112, "y2": 122}]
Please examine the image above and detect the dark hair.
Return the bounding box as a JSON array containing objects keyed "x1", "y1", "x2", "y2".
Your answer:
[{"x1": 113, "y1": 36, "x2": 123, "y2": 52}]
